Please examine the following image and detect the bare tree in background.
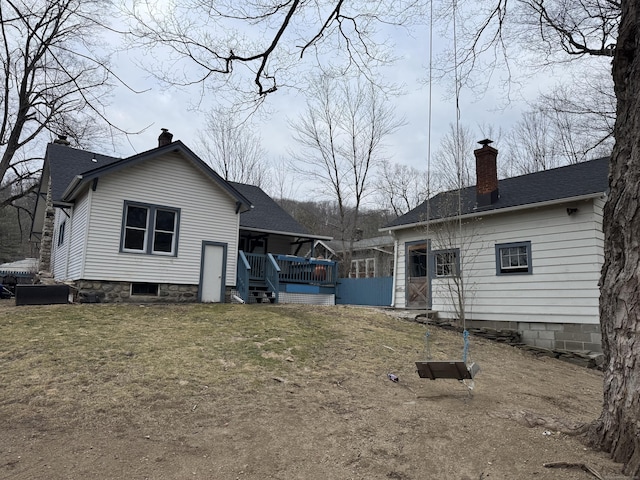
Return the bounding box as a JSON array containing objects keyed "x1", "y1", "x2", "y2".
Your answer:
[
  {"x1": 0, "y1": 0, "x2": 120, "y2": 211},
  {"x1": 434, "y1": 123, "x2": 477, "y2": 189},
  {"x1": 197, "y1": 109, "x2": 268, "y2": 187},
  {"x1": 502, "y1": 109, "x2": 561, "y2": 175},
  {"x1": 536, "y1": 69, "x2": 615, "y2": 163},
  {"x1": 376, "y1": 162, "x2": 432, "y2": 219},
  {"x1": 269, "y1": 157, "x2": 299, "y2": 201},
  {"x1": 290, "y1": 75, "x2": 403, "y2": 274}
]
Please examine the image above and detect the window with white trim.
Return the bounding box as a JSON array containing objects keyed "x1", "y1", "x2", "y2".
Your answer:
[
  {"x1": 121, "y1": 202, "x2": 179, "y2": 256},
  {"x1": 433, "y1": 249, "x2": 459, "y2": 277},
  {"x1": 495, "y1": 241, "x2": 532, "y2": 275},
  {"x1": 350, "y1": 258, "x2": 375, "y2": 278}
]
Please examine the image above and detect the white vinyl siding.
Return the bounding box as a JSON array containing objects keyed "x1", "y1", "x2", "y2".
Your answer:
[
  {"x1": 52, "y1": 209, "x2": 67, "y2": 279},
  {"x1": 66, "y1": 192, "x2": 90, "y2": 279},
  {"x1": 81, "y1": 153, "x2": 239, "y2": 286},
  {"x1": 393, "y1": 199, "x2": 604, "y2": 325}
]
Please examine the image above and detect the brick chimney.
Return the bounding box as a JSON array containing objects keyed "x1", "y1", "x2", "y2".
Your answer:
[
  {"x1": 158, "y1": 128, "x2": 173, "y2": 147},
  {"x1": 53, "y1": 135, "x2": 70, "y2": 146},
  {"x1": 474, "y1": 139, "x2": 499, "y2": 207}
]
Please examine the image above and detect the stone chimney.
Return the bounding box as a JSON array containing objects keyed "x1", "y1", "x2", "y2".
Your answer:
[
  {"x1": 53, "y1": 135, "x2": 70, "y2": 146},
  {"x1": 38, "y1": 177, "x2": 54, "y2": 275},
  {"x1": 158, "y1": 128, "x2": 173, "y2": 147},
  {"x1": 474, "y1": 139, "x2": 499, "y2": 207}
]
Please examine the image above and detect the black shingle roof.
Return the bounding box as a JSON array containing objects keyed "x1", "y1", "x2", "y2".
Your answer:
[
  {"x1": 46, "y1": 143, "x2": 121, "y2": 202},
  {"x1": 229, "y1": 182, "x2": 313, "y2": 236},
  {"x1": 385, "y1": 157, "x2": 610, "y2": 229}
]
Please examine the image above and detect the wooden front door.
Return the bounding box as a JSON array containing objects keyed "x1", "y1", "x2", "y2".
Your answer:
[{"x1": 406, "y1": 241, "x2": 430, "y2": 308}]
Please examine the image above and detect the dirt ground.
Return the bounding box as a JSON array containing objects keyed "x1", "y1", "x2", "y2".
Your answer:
[{"x1": 0, "y1": 302, "x2": 631, "y2": 480}]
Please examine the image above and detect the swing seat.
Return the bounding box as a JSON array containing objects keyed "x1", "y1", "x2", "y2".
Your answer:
[{"x1": 415, "y1": 361, "x2": 480, "y2": 380}]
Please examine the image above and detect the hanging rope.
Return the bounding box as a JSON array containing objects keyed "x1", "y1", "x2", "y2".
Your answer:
[{"x1": 423, "y1": 0, "x2": 434, "y2": 361}]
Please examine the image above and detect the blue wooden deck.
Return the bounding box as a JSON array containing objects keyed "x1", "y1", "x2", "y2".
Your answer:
[{"x1": 236, "y1": 252, "x2": 338, "y2": 303}]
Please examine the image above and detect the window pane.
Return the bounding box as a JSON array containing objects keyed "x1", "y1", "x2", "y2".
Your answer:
[
  {"x1": 124, "y1": 228, "x2": 146, "y2": 250},
  {"x1": 153, "y1": 232, "x2": 173, "y2": 252},
  {"x1": 126, "y1": 206, "x2": 148, "y2": 228},
  {"x1": 498, "y1": 243, "x2": 530, "y2": 273},
  {"x1": 155, "y1": 210, "x2": 175, "y2": 232},
  {"x1": 409, "y1": 245, "x2": 428, "y2": 277}
]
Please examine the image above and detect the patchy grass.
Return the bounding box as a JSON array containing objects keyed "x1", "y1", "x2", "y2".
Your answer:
[
  {"x1": 0, "y1": 302, "x2": 623, "y2": 480},
  {"x1": 0, "y1": 303, "x2": 433, "y2": 429}
]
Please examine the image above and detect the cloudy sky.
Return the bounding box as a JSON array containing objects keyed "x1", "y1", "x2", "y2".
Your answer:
[{"x1": 100, "y1": 6, "x2": 603, "y2": 201}]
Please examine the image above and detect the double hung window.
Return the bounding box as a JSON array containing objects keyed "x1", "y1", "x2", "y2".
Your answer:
[{"x1": 121, "y1": 202, "x2": 179, "y2": 256}]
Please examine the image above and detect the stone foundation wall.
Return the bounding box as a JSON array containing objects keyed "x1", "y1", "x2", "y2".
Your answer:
[
  {"x1": 75, "y1": 280, "x2": 199, "y2": 303},
  {"x1": 465, "y1": 319, "x2": 602, "y2": 353}
]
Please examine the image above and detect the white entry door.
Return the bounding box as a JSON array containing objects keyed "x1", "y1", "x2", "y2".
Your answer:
[{"x1": 201, "y1": 244, "x2": 225, "y2": 302}]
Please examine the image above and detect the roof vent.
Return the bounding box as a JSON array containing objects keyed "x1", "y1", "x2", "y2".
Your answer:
[
  {"x1": 53, "y1": 135, "x2": 70, "y2": 146},
  {"x1": 158, "y1": 128, "x2": 173, "y2": 147}
]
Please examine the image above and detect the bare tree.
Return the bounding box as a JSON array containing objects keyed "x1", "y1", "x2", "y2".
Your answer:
[
  {"x1": 429, "y1": 214, "x2": 483, "y2": 330},
  {"x1": 502, "y1": 109, "x2": 561, "y2": 175},
  {"x1": 536, "y1": 69, "x2": 616, "y2": 163},
  {"x1": 0, "y1": 0, "x2": 120, "y2": 211},
  {"x1": 375, "y1": 162, "x2": 432, "y2": 219},
  {"x1": 290, "y1": 75, "x2": 403, "y2": 274},
  {"x1": 434, "y1": 123, "x2": 478, "y2": 189},
  {"x1": 268, "y1": 156, "x2": 299, "y2": 200},
  {"x1": 196, "y1": 108, "x2": 269, "y2": 187}
]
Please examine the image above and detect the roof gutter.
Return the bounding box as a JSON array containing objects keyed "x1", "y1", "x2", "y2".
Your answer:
[
  {"x1": 61, "y1": 175, "x2": 84, "y2": 202},
  {"x1": 384, "y1": 192, "x2": 607, "y2": 233}
]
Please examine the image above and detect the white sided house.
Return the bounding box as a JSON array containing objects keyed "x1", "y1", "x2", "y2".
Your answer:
[
  {"x1": 385, "y1": 141, "x2": 609, "y2": 352},
  {"x1": 31, "y1": 131, "x2": 252, "y2": 303}
]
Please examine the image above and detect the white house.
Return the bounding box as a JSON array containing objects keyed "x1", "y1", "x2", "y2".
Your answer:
[
  {"x1": 31, "y1": 131, "x2": 334, "y2": 304},
  {"x1": 384, "y1": 140, "x2": 609, "y2": 352}
]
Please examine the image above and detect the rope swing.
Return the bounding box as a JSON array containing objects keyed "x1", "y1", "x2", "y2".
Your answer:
[{"x1": 415, "y1": 0, "x2": 479, "y2": 385}]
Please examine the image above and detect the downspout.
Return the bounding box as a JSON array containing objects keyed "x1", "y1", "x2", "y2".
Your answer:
[{"x1": 390, "y1": 234, "x2": 398, "y2": 307}]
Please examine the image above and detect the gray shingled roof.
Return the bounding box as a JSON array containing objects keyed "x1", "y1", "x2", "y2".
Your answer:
[
  {"x1": 385, "y1": 157, "x2": 610, "y2": 229},
  {"x1": 46, "y1": 143, "x2": 121, "y2": 202},
  {"x1": 229, "y1": 182, "x2": 322, "y2": 237},
  {"x1": 44, "y1": 142, "x2": 251, "y2": 210}
]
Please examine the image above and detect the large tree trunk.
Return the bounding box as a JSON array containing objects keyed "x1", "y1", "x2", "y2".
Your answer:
[{"x1": 589, "y1": 0, "x2": 640, "y2": 476}]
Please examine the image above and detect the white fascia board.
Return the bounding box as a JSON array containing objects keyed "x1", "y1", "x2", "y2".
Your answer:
[{"x1": 384, "y1": 192, "x2": 606, "y2": 233}]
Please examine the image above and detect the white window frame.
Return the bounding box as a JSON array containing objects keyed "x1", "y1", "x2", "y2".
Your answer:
[
  {"x1": 350, "y1": 258, "x2": 375, "y2": 278},
  {"x1": 495, "y1": 241, "x2": 532, "y2": 275},
  {"x1": 120, "y1": 201, "x2": 180, "y2": 256}
]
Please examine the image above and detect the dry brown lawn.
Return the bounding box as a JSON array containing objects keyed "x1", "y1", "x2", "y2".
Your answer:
[{"x1": 0, "y1": 301, "x2": 629, "y2": 479}]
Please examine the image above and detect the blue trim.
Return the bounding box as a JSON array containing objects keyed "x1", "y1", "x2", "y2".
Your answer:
[
  {"x1": 495, "y1": 241, "x2": 532, "y2": 275},
  {"x1": 198, "y1": 241, "x2": 228, "y2": 302},
  {"x1": 119, "y1": 200, "x2": 181, "y2": 257}
]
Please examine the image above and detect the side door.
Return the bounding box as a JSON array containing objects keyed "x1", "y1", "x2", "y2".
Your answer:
[
  {"x1": 406, "y1": 240, "x2": 431, "y2": 309},
  {"x1": 200, "y1": 242, "x2": 227, "y2": 302}
]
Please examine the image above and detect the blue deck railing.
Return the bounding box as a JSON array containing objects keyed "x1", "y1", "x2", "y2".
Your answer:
[
  {"x1": 274, "y1": 255, "x2": 338, "y2": 286},
  {"x1": 236, "y1": 251, "x2": 251, "y2": 302},
  {"x1": 236, "y1": 252, "x2": 338, "y2": 303}
]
